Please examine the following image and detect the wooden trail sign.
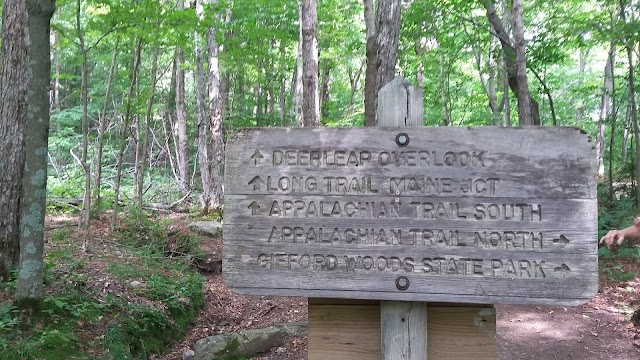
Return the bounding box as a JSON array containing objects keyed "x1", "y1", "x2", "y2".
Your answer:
[{"x1": 223, "y1": 126, "x2": 598, "y2": 306}]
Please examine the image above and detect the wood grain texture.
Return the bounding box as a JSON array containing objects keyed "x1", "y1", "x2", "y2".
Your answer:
[
  {"x1": 307, "y1": 304, "x2": 496, "y2": 360},
  {"x1": 427, "y1": 306, "x2": 496, "y2": 359},
  {"x1": 381, "y1": 301, "x2": 427, "y2": 360},
  {"x1": 223, "y1": 126, "x2": 598, "y2": 305},
  {"x1": 308, "y1": 304, "x2": 381, "y2": 360}
]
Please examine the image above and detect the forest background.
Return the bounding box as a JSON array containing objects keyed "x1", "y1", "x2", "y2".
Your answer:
[{"x1": 1, "y1": 0, "x2": 640, "y2": 358}]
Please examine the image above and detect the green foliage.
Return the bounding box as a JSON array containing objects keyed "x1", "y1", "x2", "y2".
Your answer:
[
  {"x1": 50, "y1": 227, "x2": 74, "y2": 244},
  {"x1": 0, "y1": 304, "x2": 19, "y2": 336},
  {"x1": 115, "y1": 208, "x2": 169, "y2": 253},
  {"x1": 598, "y1": 194, "x2": 637, "y2": 240},
  {"x1": 602, "y1": 264, "x2": 637, "y2": 282},
  {"x1": 2, "y1": 214, "x2": 205, "y2": 359},
  {"x1": 597, "y1": 185, "x2": 640, "y2": 282},
  {"x1": 104, "y1": 261, "x2": 204, "y2": 358}
]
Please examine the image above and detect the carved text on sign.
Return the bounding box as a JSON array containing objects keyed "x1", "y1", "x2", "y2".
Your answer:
[
  {"x1": 224, "y1": 127, "x2": 598, "y2": 305},
  {"x1": 271, "y1": 149, "x2": 487, "y2": 168}
]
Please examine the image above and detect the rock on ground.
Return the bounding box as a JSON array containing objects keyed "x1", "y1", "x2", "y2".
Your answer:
[
  {"x1": 193, "y1": 323, "x2": 307, "y2": 360},
  {"x1": 187, "y1": 221, "x2": 222, "y2": 237}
]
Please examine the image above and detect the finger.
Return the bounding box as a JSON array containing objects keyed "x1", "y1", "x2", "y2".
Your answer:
[
  {"x1": 601, "y1": 231, "x2": 619, "y2": 248},
  {"x1": 600, "y1": 230, "x2": 615, "y2": 242}
]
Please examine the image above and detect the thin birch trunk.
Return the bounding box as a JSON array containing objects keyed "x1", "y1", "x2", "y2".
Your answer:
[
  {"x1": 112, "y1": 37, "x2": 143, "y2": 229},
  {"x1": 438, "y1": 43, "x2": 451, "y2": 126},
  {"x1": 619, "y1": 0, "x2": 640, "y2": 205},
  {"x1": 175, "y1": 0, "x2": 190, "y2": 196},
  {"x1": 347, "y1": 61, "x2": 364, "y2": 113},
  {"x1": 136, "y1": 24, "x2": 160, "y2": 209},
  {"x1": 51, "y1": 14, "x2": 60, "y2": 109},
  {"x1": 206, "y1": 0, "x2": 225, "y2": 210},
  {"x1": 76, "y1": 0, "x2": 91, "y2": 248},
  {"x1": 95, "y1": 37, "x2": 119, "y2": 212},
  {"x1": 320, "y1": 59, "x2": 330, "y2": 120},
  {"x1": 195, "y1": 0, "x2": 211, "y2": 210},
  {"x1": 598, "y1": 45, "x2": 615, "y2": 177}
]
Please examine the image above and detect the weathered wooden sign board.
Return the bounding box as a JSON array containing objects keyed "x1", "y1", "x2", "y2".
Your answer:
[{"x1": 223, "y1": 127, "x2": 598, "y2": 306}]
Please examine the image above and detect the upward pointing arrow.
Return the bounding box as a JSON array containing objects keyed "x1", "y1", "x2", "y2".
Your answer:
[
  {"x1": 248, "y1": 176, "x2": 265, "y2": 191},
  {"x1": 251, "y1": 150, "x2": 264, "y2": 165},
  {"x1": 248, "y1": 201, "x2": 260, "y2": 215}
]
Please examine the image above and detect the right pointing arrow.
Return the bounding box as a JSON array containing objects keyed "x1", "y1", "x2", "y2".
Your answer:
[
  {"x1": 554, "y1": 264, "x2": 571, "y2": 277},
  {"x1": 552, "y1": 235, "x2": 570, "y2": 247}
]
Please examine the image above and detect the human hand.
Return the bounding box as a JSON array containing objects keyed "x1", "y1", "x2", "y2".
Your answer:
[{"x1": 599, "y1": 230, "x2": 626, "y2": 248}]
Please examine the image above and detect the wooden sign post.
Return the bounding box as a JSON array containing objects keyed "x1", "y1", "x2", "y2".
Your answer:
[
  {"x1": 223, "y1": 78, "x2": 598, "y2": 359},
  {"x1": 377, "y1": 78, "x2": 427, "y2": 360}
]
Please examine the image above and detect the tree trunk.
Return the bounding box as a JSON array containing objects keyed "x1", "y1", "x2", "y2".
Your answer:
[
  {"x1": 347, "y1": 61, "x2": 364, "y2": 113},
  {"x1": 279, "y1": 34, "x2": 287, "y2": 126},
  {"x1": 280, "y1": 77, "x2": 287, "y2": 126},
  {"x1": 623, "y1": 105, "x2": 631, "y2": 162},
  {"x1": 598, "y1": 45, "x2": 615, "y2": 177},
  {"x1": 473, "y1": 30, "x2": 505, "y2": 125},
  {"x1": 503, "y1": 52, "x2": 511, "y2": 127},
  {"x1": 362, "y1": 0, "x2": 377, "y2": 126},
  {"x1": 136, "y1": 25, "x2": 160, "y2": 209},
  {"x1": 293, "y1": 0, "x2": 304, "y2": 127},
  {"x1": 94, "y1": 37, "x2": 119, "y2": 213},
  {"x1": 363, "y1": 0, "x2": 401, "y2": 126},
  {"x1": 195, "y1": 0, "x2": 211, "y2": 210},
  {"x1": 511, "y1": 0, "x2": 533, "y2": 125},
  {"x1": 501, "y1": 0, "x2": 511, "y2": 127},
  {"x1": 205, "y1": 0, "x2": 225, "y2": 210},
  {"x1": 76, "y1": 0, "x2": 91, "y2": 246},
  {"x1": 575, "y1": 48, "x2": 588, "y2": 122},
  {"x1": 175, "y1": 0, "x2": 190, "y2": 196},
  {"x1": 624, "y1": 44, "x2": 639, "y2": 205},
  {"x1": 112, "y1": 37, "x2": 143, "y2": 229},
  {"x1": 301, "y1": 0, "x2": 319, "y2": 127},
  {"x1": 51, "y1": 16, "x2": 60, "y2": 109},
  {"x1": 17, "y1": 0, "x2": 55, "y2": 301},
  {"x1": 320, "y1": 59, "x2": 331, "y2": 120},
  {"x1": 439, "y1": 43, "x2": 451, "y2": 125},
  {"x1": 375, "y1": 1, "x2": 401, "y2": 95},
  {"x1": 482, "y1": 0, "x2": 539, "y2": 125},
  {"x1": 0, "y1": 0, "x2": 30, "y2": 282},
  {"x1": 530, "y1": 68, "x2": 557, "y2": 125}
]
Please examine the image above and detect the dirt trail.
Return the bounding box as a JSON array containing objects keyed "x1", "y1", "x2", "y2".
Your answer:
[{"x1": 161, "y1": 235, "x2": 640, "y2": 359}]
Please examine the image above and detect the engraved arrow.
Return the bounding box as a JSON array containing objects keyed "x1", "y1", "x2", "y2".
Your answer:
[
  {"x1": 248, "y1": 201, "x2": 260, "y2": 215},
  {"x1": 554, "y1": 264, "x2": 571, "y2": 277},
  {"x1": 251, "y1": 150, "x2": 264, "y2": 165},
  {"x1": 552, "y1": 234, "x2": 570, "y2": 247},
  {"x1": 248, "y1": 176, "x2": 265, "y2": 190}
]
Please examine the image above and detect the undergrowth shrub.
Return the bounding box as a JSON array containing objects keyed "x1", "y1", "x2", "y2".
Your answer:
[
  {"x1": 598, "y1": 187, "x2": 640, "y2": 282},
  {"x1": 1, "y1": 210, "x2": 205, "y2": 360}
]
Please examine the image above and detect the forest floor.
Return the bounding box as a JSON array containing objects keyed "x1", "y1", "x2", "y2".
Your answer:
[
  {"x1": 24, "y1": 214, "x2": 640, "y2": 360},
  {"x1": 157, "y1": 231, "x2": 640, "y2": 360}
]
